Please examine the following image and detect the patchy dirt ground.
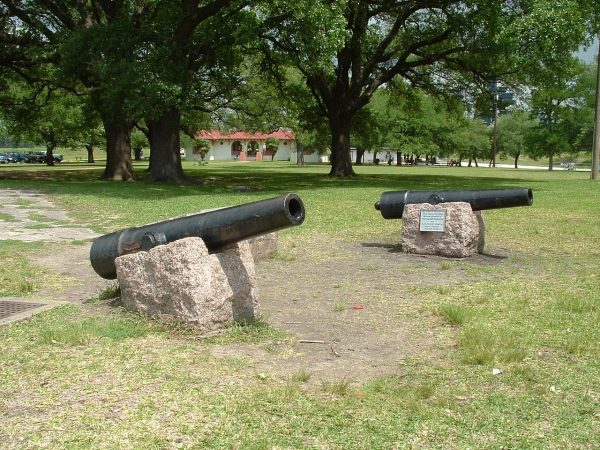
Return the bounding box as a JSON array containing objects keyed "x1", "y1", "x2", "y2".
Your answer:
[{"x1": 0, "y1": 188, "x2": 509, "y2": 383}]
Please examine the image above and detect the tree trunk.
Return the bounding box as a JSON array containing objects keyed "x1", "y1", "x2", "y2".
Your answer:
[
  {"x1": 45, "y1": 143, "x2": 55, "y2": 166},
  {"x1": 297, "y1": 142, "x2": 305, "y2": 165},
  {"x1": 147, "y1": 108, "x2": 186, "y2": 183},
  {"x1": 514, "y1": 153, "x2": 519, "y2": 169},
  {"x1": 85, "y1": 144, "x2": 95, "y2": 163},
  {"x1": 548, "y1": 153, "x2": 554, "y2": 171},
  {"x1": 474, "y1": 157, "x2": 478, "y2": 168},
  {"x1": 355, "y1": 147, "x2": 365, "y2": 165},
  {"x1": 134, "y1": 147, "x2": 143, "y2": 161},
  {"x1": 468, "y1": 158, "x2": 472, "y2": 167},
  {"x1": 102, "y1": 117, "x2": 136, "y2": 181},
  {"x1": 328, "y1": 112, "x2": 355, "y2": 176},
  {"x1": 396, "y1": 151, "x2": 401, "y2": 166}
]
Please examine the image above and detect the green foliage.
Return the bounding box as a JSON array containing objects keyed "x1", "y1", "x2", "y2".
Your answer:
[
  {"x1": 497, "y1": 110, "x2": 536, "y2": 167},
  {"x1": 505, "y1": 1, "x2": 588, "y2": 77},
  {"x1": 1, "y1": 0, "x2": 594, "y2": 178},
  {"x1": 450, "y1": 119, "x2": 491, "y2": 162},
  {"x1": 526, "y1": 59, "x2": 596, "y2": 166},
  {"x1": 265, "y1": 137, "x2": 279, "y2": 153},
  {"x1": 131, "y1": 129, "x2": 148, "y2": 153},
  {"x1": 366, "y1": 88, "x2": 490, "y2": 161},
  {"x1": 257, "y1": 0, "x2": 594, "y2": 175},
  {"x1": 259, "y1": 0, "x2": 347, "y2": 76},
  {"x1": 1, "y1": 82, "x2": 88, "y2": 152}
]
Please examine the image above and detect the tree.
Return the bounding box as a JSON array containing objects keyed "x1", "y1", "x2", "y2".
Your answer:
[
  {"x1": 0, "y1": 81, "x2": 86, "y2": 165},
  {"x1": 131, "y1": 129, "x2": 148, "y2": 162},
  {"x1": 225, "y1": 63, "x2": 332, "y2": 165},
  {"x1": 448, "y1": 119, "x2": 491, "y2": 166},
  {"x1": 1, "y1": 1, "x2": 140, "y2": 180},
  {"x1": 497, "y1": 110, "x2": 536, "y2": 168},
  {"x1": 367, "y1": 86, "x2": 470, "y2": 164},
  {"x1": 83, "y1": 126, "x2": 104, "y2": 164},
  {"x1": 527, "y1": 58, "x2": 594, "y2": 170},
  {"x1": 135, "y1": 0, "x2": 251, "y2": 182},
  {"x1": 1, "y1": 1, "x2": 251, "y2": 182},
  {"x1": 351, "y1": 107, "x2": 381, "y2": 164},
  {"x1": 260, "y1": 0, "x2": 589, "y2": 177}
]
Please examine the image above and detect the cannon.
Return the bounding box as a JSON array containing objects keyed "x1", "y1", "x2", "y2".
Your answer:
[
  {"x1": 90, "y1": 193, "x2": 305, "y2": 279},
  {"x1": 374, "y1": 188, "x2": 533, "y2": 219}
]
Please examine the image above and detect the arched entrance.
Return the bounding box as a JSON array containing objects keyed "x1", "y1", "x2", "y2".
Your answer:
[
  {"x1": 231, "y1": 141, "x2": 242, "y2": 159},
  {"x1": 247, "y1": 141, "x2": 259, "y2": 157}
]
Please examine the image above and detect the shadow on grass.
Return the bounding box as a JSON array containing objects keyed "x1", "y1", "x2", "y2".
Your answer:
[{"x1": 0, "y1": 162, "x2": 543, "y2": 203}]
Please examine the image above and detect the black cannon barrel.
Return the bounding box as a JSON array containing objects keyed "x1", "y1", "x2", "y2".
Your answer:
[
  {"x1": 374, "y1": 188, "x2": 533, "y2": 219},
  {"x1": 90, "y1": 193, "x2": 305, "y2": 279}
]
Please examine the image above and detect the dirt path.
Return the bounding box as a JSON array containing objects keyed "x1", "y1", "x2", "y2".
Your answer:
[
  {"x1": 1, "y1": 188, "x2": 507, "y2": 382},
  {"x1": 0, "y1": 188, "x2": 112, "y2": 302}
]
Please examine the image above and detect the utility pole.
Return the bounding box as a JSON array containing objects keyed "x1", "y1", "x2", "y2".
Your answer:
[
  {"x1": 592, "y1": 37, "x2": 600, "y2": 181},
  {"x1": 488, "y1": 81, "x2": 513, "y2": 168},
  {"x1": 492, "y1": 93, "x2": 498, "y2": 168}
]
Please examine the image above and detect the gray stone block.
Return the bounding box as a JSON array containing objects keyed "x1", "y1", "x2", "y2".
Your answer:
[
  {"x1": 247, "y1": 232, "x2": 278, "y2": 261},
  {"x1": 115, "y1": 237, "x2": 260, "y2": 331},
  {"x1": 401, "y1": 202, "x2": 484, "y2": 258}
]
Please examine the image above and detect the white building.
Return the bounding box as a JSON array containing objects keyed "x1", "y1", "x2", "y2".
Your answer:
[{"x1": 186, "y1": 130, "x2": 296, "y2": 161}]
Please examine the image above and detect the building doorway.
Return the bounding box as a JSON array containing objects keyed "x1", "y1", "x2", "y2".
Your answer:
[
  {"x1": 247, "y1": 141, "x2": 259, "y2": 157},
  {"x1": 231, "y1": 141, "x2": 242, "y2": 159}
]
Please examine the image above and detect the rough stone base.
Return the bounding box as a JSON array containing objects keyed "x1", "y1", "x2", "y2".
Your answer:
[
  {"x1": 247, "y1": 232, "x2": 278, "y2": 261},
  {"x1": 402, "y1": 202, "x2": 485, "y2": 258},
  {"x1": 115, "y1": 237, "x2": 259, "y2": 331}
]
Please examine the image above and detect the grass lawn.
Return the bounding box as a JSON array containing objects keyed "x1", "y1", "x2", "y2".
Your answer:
[{"x1": 0, "y1": 161, "x2": 599, "y2": 448}]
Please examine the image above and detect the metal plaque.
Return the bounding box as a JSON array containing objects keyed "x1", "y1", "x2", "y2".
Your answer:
[{"x1": 419, "y1": 209, "x2": 446, "y2": 232}]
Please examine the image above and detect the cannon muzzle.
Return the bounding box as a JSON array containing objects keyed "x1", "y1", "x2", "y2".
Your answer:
[
  {"x1": 375, "y1": 188, "x2": 533, "y2": 219},
  {"x1": 90, "y1": 193, "x2": 305, "y2": 279}
]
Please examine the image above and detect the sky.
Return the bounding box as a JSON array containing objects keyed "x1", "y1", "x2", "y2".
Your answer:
[{"x1": 576, "y1": 38, "x2": 598, "y2": 63}]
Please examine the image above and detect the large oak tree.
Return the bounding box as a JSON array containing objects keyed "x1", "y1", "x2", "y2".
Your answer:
[
  {"x1": 1, "y1": 0, "x2": 250, "y2": 182},
  {"x1": 260, "y1": 0, "x2": 590, "y2": 176}
]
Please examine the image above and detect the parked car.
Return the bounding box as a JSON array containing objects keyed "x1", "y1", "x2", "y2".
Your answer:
[
  {"x1": 23, "y1": 151, "x2": 62, "y2": 163},
  {"x1": 0, "y1": 152, "x2": 17, "y2": 163},
  {"x1": 7, "y1": 152, "x2": 28, "y2": 162},
  {"x1": 0, "y1": 154, "x2": 8, "y2": 164},
  {"x1": 24, "y1": 152, "x2": 46, "y2": 163}
]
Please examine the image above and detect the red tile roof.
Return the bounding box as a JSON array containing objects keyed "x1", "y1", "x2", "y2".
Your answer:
[{"x1": 195, "y1": 129, "x2": 295, "y2": 141}]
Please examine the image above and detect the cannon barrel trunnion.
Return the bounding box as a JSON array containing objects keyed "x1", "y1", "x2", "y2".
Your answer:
[
  {"x1": 90, "y1": 193, "x2": 305, "y2": 279},
  {"x1": 374, "y1": 188, "x2": 533, "y2": 219}
]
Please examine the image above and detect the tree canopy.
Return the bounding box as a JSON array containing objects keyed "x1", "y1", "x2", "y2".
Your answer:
[
  {"x1": 0, "y1": 0, "x2": 595, "y2": 180},
  {"x1": 258, "y1": 0, "x2": 592, "y2": 176}
]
